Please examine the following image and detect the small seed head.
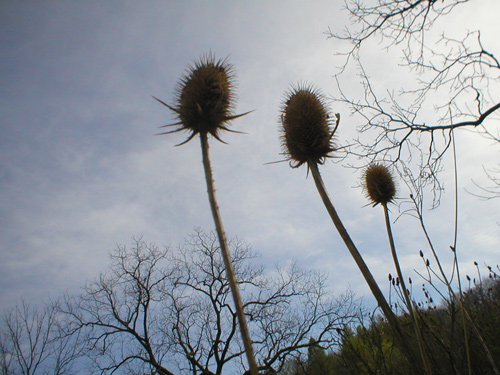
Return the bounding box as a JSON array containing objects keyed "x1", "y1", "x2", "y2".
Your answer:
[
  {"x1": 363, "y1": 163, "x2": 396, "y2": 206},
  {"x1": 280, "y1": 85, "x2": 336, "y2": 168}
]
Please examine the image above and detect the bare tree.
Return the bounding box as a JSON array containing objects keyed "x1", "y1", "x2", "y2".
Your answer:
[
  {"x1": 328, "y1": 0, "x2": 500, "y2": 205},
  {"x1": 62, "y1": 238, "x2": 175, "y2": 375},
  {"x1": 0, "y1": 300, "x2": 81, "y2": 375},
  {"x1": 62, "y1": 230, "x2": 360, "y2": 375}
]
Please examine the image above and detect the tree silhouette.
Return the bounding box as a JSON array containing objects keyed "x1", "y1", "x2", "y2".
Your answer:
[{"x1": 61, "y1": 230, "x2": 359, "y2": 375}]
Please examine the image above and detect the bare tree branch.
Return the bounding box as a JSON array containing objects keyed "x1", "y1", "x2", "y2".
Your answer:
[{"x1": 328, "y1": 0, "x2": 500, "y2": 206}]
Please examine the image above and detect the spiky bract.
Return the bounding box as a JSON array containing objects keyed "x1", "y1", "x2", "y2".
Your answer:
[
  {"x1": 364, "y1": 163, "x2": 397, "y2": 206},
  {"x1": 155, "y1": 54, "x2": 245, "y2": 144},
  {"x1": 280, "y1": 85, "x2": 336, "y2": 168}
]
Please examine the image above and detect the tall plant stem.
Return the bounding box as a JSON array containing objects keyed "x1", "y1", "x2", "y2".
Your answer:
[
  {"x1": 451, "y1": 129, "x2": 498, "y2": 375},
  {"x1": 450, "y1": 129, "x2": 472, "y2": 375},
  {"x1": 308, "y1": 161, "x2": 418, "y2": 371},
  {"x1": 200, "y1": 133, "x2": 258, "y2": 375},
  {"x1": 382, "y1": 203, "x2": 432, "y2": 375}
]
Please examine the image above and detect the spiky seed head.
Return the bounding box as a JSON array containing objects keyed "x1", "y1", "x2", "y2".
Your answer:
[
  {"x1": 280, "y1": 85, "x2": 336, "y2": 168},
  {"x1": 155, "y1": 54, "x2": 247, "y2": 144},
  {"x1": 363, "y1": 163, "x2": 396, "y2": 206},
  {"x1": 177, "y1": 55, "x2": 234, "y2": 133}
]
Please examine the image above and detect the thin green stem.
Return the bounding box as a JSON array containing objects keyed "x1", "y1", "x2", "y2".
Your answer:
[
  {"x1": 308, "y1": 161, "x2": 418, "y2": 372},
  {"x1": 451, "y1": 129, "x2": 499, "y2": 375},
  {"x1": 450, "y1": 129, "x2": 472, "y2": 375},
  {"x1": 200, "y1": 133, "x2": 258, "y2": 375},
  {"x1": 383, "y1": 203, "x2": 432, "y2": 375}
]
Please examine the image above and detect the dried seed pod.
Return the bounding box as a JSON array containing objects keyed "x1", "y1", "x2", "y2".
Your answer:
[
  {"x1": 363, "y1": 163, "x2": 396, "y2": 206},
  {"x1": 280, "y1": 85, "x2": 336, "y2": 168},
  {"x1": 155, "y1": 54, "x2": 249, "y2": 145}
]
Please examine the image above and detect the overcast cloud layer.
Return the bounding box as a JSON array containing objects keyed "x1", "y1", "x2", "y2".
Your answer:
[{"x1": 1, "y1": 1, "x2": 499, "y2": 311}]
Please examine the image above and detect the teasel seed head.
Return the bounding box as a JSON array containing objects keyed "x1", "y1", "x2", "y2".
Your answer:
[
  {"x1": 154, "y1": 53, "x2": 250, "y2": 145},
  {"x1": 280, "y1": 85, "x2": 337, "y2": 168},
  {"x1": 363, "y1": 163, "x2": 396, "y2": 206}
]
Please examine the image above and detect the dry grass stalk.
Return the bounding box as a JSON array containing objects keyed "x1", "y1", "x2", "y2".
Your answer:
[{"x1": 364, "y1": 163, "x2": 432, "y2": 375}]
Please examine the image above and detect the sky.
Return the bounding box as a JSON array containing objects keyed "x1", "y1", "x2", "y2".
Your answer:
[{"x1": 1, "y1": 1, "x2": 499, "y2": 313}]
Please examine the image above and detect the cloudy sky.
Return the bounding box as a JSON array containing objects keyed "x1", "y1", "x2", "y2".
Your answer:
[{"x1": 1, "y1": 1, "x2": 499, "y2": 312}]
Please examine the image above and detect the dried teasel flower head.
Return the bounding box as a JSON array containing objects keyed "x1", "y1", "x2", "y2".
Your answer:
[
  {"x1": 154, "y1": 54, "x2": 250, "y2": 145},
  {"x1": 363, "y1": 163, "x2": 397, "y2": 206},
  {"x1": 280, "y1": 84, "x2": 337, "y2": 168}
]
